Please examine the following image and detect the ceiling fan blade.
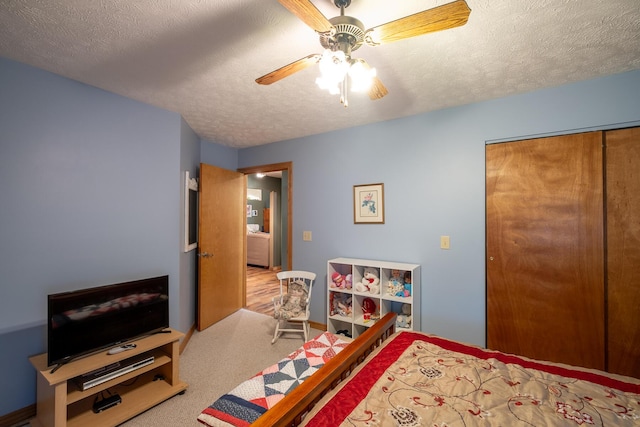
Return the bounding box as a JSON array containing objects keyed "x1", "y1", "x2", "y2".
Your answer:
[
  {"x1": 277, "y1": 0, "x2": 334, "y2": 34},
  {"x1": 358, "y1": 59, "x2": 388, "y2": 100},
  {"x1": 365, "y1": 0, "x2": 471, "y2": 46},
  {"x1": 256, "y1": 54, "x2": 321, "y2": 85},
  {"x1": 368, "y1": 76, "x2": 388, "y2": 100}
]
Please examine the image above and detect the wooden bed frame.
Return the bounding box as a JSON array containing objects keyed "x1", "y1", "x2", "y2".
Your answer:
[{"x1": 252, "y1": 312, "x2": 398, "y2": 427}]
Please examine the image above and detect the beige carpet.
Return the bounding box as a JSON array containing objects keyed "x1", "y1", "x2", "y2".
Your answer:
[
  {"x1": 121, "y1": 309, "x2": 322, "y2": 426},
  {"x1": 23, "y1": 309, "x2": 322, "y2": 427}
]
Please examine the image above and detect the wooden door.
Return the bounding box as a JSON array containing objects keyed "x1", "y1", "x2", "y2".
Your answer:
[
  {"x1": 486, "y1": 132, "x2": 605, "y2": 369},
  {"x1": 197, "y1": 163, "x2": 246, "y2": 331},
  {"x1": 606, "y1": 127, "x2": 640, "y2": 378}
]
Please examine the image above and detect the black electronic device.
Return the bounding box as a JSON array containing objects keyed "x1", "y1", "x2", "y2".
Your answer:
[
  {"x1": 74, "y1": 352, "x2": 155, "y2": 391},
  {"x1": 47, "y1": 275, "x2": 169, "y2": 369},
  {"x1": 92, "y1": 393, "x2": 122, "y2": 413}
]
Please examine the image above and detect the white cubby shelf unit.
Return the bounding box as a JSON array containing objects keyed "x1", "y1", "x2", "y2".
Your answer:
[{"x1": 327, "y1": 257, "x2": 421, "y2": 339}]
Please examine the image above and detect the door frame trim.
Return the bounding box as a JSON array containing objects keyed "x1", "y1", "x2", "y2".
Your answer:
[{"x1": 238, "y1": 161, "x2": 293, "y2": 271}]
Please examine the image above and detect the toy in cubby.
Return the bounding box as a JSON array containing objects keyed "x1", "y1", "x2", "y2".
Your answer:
[
  {"x1": 330, "y1": 272, "x2": 353, "y2": 289},
  {"x1": 354, "y1": 267, "x2": 380, "y2": 294},
  {"x1": 385, "y1": 269, "x2": 404, "y2": 296},
  {"x1": 402, "y1": 271, "x2": 412, "y2": 297},
  {"x1": 329, "y1": 292, "x2": 352, "y2": 317},
  {"x1": 396, "y1": 303, "x2": 412, "y2": 329},
  {"x1": 385, "y1": 269, "x2": 411, "y2": 297},
  {"x1": 361, "y1": 297, "x2": 380, "y2": 323}
]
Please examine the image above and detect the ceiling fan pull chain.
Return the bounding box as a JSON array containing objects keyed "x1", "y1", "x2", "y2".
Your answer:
[{"x1": 341, "y1": 76, "x2": 349, "y2": 107}]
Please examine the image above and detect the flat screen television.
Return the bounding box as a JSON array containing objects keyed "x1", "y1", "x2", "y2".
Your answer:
[{"x1": 47, "y1": 275, "x2": 169, "y2": 368}]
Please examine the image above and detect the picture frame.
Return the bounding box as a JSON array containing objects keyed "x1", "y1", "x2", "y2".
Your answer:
[
  {"x1": 184, "y1": 171, "x2": 198, "y2": 252},
  {"x1": 353, "y1": 183, "x2": 385, "y2": 224},
  {"x1": 247, "y1": 188, "x2": 262, "y2": 201}
]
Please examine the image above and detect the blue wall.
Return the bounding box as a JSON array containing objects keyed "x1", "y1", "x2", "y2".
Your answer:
[
  {"x1": 0, "y1": 57, "x2": 234, "y2": 416},
  {"x1": 238, "y1": 70, "x2": 640, "y2": 348},
  {"x1": 2, "y1": 52, "x2": 639, "y2": 418},
  {"x1": 201, "y1": 138, "x2": 239, "y2": 169}
]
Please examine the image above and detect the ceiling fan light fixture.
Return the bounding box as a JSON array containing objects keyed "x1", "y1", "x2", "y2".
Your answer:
[
  {"x1": 316, "y1": 50, "x2": 376, "y2": 105},
  {"x1": 315, "y1": 49, "x2": 350, "y2": 95},
  {"x1": 349, "y1": 60, "x2": 376, "y2": 92}
]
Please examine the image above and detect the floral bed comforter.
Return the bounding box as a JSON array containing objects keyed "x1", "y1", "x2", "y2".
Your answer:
[
  {"x1": 303, "y1": 331, "x2": 640, "y2": 426},
  {"x1": 197, "y1": 331, "x2": 349, "y2": 427}
]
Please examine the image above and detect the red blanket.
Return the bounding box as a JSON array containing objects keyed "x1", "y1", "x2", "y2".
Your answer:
[{"x1": 304, "y1": 331, "x2": 640, "y2": 426}]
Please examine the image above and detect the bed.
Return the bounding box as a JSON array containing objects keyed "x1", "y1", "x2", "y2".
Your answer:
[
  {"x1": 247, "y1": 227, "x2": 270, "y2": 268},
  {"x1": 205, "y1": 313, "x2": 640, "y2": 426}
]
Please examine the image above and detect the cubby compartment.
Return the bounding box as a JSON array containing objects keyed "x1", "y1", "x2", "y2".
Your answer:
[
  {"x1": 328, "y1": 290, "x2": 353, "y2": 319},
  {"x1": 353, "y1": 324, "x2": 370, "y2": 338},
  {"x1": 353, "y1": 294, "x2": 380, "y2": 326},
  {"x1": 381, "y1": 267, "x2": 413, "y2": 299},
  {"x1": 327, "y1": 258, "x2": 420, "y2": 338},
  {"x1": 328, "y1": 261, "x2": 353, "y2": 291},
  {"x1": 328, "y1": 316, "x2": 354, "y2": 339}
]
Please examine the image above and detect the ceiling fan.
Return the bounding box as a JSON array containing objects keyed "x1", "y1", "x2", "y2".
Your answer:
[{"x1": 256, "y1": 0, "x2": 471, "y2": 105}]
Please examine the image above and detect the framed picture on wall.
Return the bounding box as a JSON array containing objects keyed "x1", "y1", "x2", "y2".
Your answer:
[
  {"x1": 247, "y1": 188, "x2": 262, "y2": 201},
  {"x1": 353, "y1": 183, "x2": 385, "y2": 224}
]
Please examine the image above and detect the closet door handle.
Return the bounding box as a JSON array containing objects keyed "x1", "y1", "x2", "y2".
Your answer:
[{"x1": 198, "y1": 252, "x2": 214, "y2": 258}]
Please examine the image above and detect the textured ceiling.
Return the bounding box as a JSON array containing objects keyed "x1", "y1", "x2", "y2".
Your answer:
[{"x1": 1, "y1": 0, "x2": 639, "y2": 148}]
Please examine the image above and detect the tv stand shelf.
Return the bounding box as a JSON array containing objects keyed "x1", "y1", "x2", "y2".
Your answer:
[{"x1": 29, "y1": 329, "x2": 188, "y2": 427}]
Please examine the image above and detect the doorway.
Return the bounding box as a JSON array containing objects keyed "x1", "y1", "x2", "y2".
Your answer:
[
  {"x1": 238, "y1": 162, "x2": 293, "y2": 316},
  {"x1": 245, "y1": 265, "x2": 280, "y2": 316}
]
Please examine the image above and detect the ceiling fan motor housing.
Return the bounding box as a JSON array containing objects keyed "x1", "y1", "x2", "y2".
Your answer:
[{"x1": 320, "y1": 16, "x2": 366, "y2": 55}]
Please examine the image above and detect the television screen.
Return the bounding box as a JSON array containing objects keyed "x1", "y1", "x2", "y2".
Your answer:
[{"x1": 47, "y1": 275, "x2": 169, "y2": 367}]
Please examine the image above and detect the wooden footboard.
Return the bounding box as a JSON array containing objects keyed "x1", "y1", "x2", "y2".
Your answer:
[{"x1": 252, "y1": 312, "x2": 397, "y2": 427}]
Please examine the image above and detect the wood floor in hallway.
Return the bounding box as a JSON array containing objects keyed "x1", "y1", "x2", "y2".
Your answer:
[{"x1": 245, "y1": 265, "x2": 280, "y2": 316}]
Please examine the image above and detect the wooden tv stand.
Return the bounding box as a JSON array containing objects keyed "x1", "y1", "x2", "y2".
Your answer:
[{"x1": 29, "y1": 329, "x2": 188, "y2": 427}]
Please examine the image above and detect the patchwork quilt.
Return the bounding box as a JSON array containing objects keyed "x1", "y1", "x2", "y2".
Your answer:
[{"x1": 197, "y1": 331, "x2": 350, "y2": 427}]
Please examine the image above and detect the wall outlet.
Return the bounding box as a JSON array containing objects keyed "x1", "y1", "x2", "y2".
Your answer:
[
  {"x1": 303, "y1": 231, "x2": 312, "y2": 241},
  {"x1": 440, "y1": 235, "x2": 450, "y2": 249}
]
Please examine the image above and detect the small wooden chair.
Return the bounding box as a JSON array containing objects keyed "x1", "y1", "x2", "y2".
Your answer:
[{"x1": 271, "y1": 270, "x2": 315, "y2": 344}]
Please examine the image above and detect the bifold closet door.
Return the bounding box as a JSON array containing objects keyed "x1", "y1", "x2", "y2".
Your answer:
[
  {"x1": 486, "y1": 132, "x2": 605, "y2": 370},
  {"x1": 606, "y1": 127, "x2": 640, "y2": 379}
]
